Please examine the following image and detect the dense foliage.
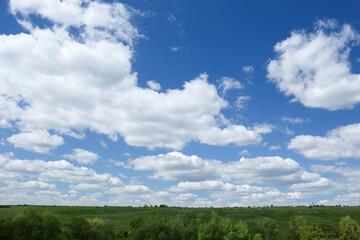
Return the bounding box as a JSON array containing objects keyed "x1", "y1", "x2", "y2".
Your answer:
[{"x1": 0, "y1": 207, "x2": 360, "y2": 239}]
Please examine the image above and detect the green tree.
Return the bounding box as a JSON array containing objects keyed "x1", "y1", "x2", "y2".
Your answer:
[
  {"x1": 198, "y1": 212, "x2": 227, "y2": 240},
  {"x1": 299, "y1": 225, "x2": 326, "y2": 240},
  {"x1": 288, "y1": 216, "x2": 307, "y2": 240},
  {"x1": 0, "y1": 217, "x2": 14, "y2": 240},
  {"x1": 89, "y1": 218, "x2": 115, "y2": 240},
  {"x1": 224, "y1": 221, "x2": 249, "y2": 240},
  {"x1": 260, "y1": 219, "x2": 279, "y2": 240},
  {"x1": 13, "y1": 209, "x2": 44, "y2": 240},
  {"x1": 180, "y1": 211, "x2": 198, "y2": 240},
  {"x1": 41, "y1": 211, "x2": 62, "y2": 240},
  {"x1": 252, "y1": 233, "x2": 263, "y2": 240},
  {"x1": 339, "y1": 215, "x2": 360, "y2": 240},
  {"x1": 69, "y1": 217, "x2": 92, "y2": 240}
]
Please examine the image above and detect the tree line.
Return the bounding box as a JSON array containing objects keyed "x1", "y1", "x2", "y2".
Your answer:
[{"x1": 0, "y1": 209, "x2": 360, "y2": 240}]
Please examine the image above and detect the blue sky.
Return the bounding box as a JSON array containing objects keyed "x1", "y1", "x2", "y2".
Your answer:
[{"x1": 1, "y1": 0, "x2": 360, "y2": 206}]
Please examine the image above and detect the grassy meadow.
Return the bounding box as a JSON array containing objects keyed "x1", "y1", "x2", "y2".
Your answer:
[{"x1": 1, "y1": 205, "x2": 360, "y2": 239}]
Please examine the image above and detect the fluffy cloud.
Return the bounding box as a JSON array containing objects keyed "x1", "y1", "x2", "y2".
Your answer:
[
  {"x1": 222, "y1": 156, "x2": 320, "y2": 185},
  {"x1": 7, "y1": 130, "x2": 64, "y2": 153},
  {"x1": 311, "y1": 164, "x2": 360, "y2": 192},
  {"x1": 129, "y1": 152, "x2": 321, "y2": 185},
  {"x1": 288, "y1": 123, "x2": 360, "y2": 160},
  {"x1": 63, "y1": 148, "x2": 99, "y2": 165},
  {"x1": 0, "y1": 153, "x2": 123, "y2": 189},
  {"x1": 0, "y1": 0, "x2": 271, "y2": 150},
  {"x1": 242, "y1": 65, "x2": 254, "y2": 74},
  {"x1": 267, "y1": 20, "x2": 360, "y2": 110},
  {"x1": 219, "y1": 76, "x2": 243, "y2": 94},
  {"x1": 281, "y1": 117, "x2": 307, "y2": 124},
  {"x1": 129, "y1": 151, "x2": 221, "y2": 181},
  {"x1": 146, "y1": 80, "x2": 161, "y2": 91},
  {"x1": 169, "y1": 180, "x2": 265, "y2": 192},
  {"x1": 9, "y1": 0, "x2": 140, "y2": 44},
  {"x1": 288, "y1": 178, "x2": 336, "y2": 196}
]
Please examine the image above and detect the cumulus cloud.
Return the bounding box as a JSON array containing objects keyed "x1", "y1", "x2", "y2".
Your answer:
[
  {"x1": 0, "y1": 0, "x2": 271, "y2": 150},
  {"x1": 218, "y1": 76, "x2": 243, "y2": 94},
  {"x1": 0, "y1": 153, "x2": 123, "y2": 189},
  {"x1": 267, "y1": 20, "x2": 360, "y2": 110},
  {"x1": 198, "y1": 124, "x2": 273, "y2": 147},
  {"x1": 129, "y1": 152, "x2": 321, "y2": 185},
  {"x1": 288, "y1": 123, "x2": 360, "y2": 160},
  {"x1": 242, "y1": 65, "x2": 254, "y2": 74},
  {"x1": 288, "y1": 178, "x2": 335, "y2": 195},
  {"x1": 129, "y1": 151, "x2": 221, "y2": 181},
  {"x1": 311, "y1": 164, "x2": 360, "y2": 192},
  {"x1": 9, "y1": 0, "x2": 140, "y2": 45},
  {"x1": 146, "y1": 80, "x2": 161, "y2": 91},
  {"x1": 62, "y1": 148, "x2": 99, "y2": 165},
  {"x1": 281, "y1": 117, "x2": 308, "y2": 124},
  {"x1": 269, "y1": 145, "x2": 280, "y2": 151},
  {"x1": 235, "y1": 96, "x2": 251, "y2": 110},
  {"x1": 221, "y1": 156, "x2": 320, "y2": 185},
  {"x1": 169, "y1": 180, "x2": 265, "y2": 192},
  {"x1": 7, "y1": 130, "x2": 64, "y2": 153}
]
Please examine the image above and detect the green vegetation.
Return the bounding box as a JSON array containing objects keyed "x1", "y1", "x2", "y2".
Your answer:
[{"x1": 0, "y1": 205, "x2": 360, "y2": 239}]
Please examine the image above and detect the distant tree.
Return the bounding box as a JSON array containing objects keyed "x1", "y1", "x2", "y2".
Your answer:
[
  {"x1": 299, "y1": 225, "x2": 326, "y2": 240},
  {"x1": 41, "y1": 211, "x2": 62, "y2": 240},
  {"x1": 69, "y1": 217, "x2": 92, "y2": 240},
  {"x1": 89, "y1": 218, "x2": 115, "y2": 240},
  {"x1": 260, "y1": 219, "x2": 279, "y2": 240},
  {"x1": 198, "y1": 212, "x2": 227, "y2": 240},
  {"x1": 129, "y1": 216, "x2": 144, "y2": 229},
  {"x1": 224, "y1": 220, "x2": 249, "y2": 240},
  {"x1": 0, "y1": 217, "x2": 14, "y2": 240},
  {"x1": 180, "y1": 211, "x2": 198, "y2": 240},
  {"x1": 339, "y1": 215, "x2": 360, "y2": 240},
  {"x1": 13, "y1": 209, "x2": 44, "y2": 240},
  {"x1": 252, "y1": 233, "x2": 263, "y2": 240},
  {"x1": 288, "y1": 216, "x2": 307, "y2": 240}
]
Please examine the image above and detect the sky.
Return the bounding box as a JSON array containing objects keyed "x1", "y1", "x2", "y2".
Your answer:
[{"x1": 0, "y1": 0, "x2": 360, "y2": 207}]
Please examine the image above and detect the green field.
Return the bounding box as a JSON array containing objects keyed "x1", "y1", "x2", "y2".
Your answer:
[{"x1": 1, "y1": 205, "x2": 360, "y2": 239}]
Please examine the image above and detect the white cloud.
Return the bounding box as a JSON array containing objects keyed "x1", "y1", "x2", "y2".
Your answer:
[
  {"x1": 239, "y1": 149, "x2": 251, "y2": 156},
  {"x1": 170, "y1": 46, "x2": 180, "y2": 52},
  {"x1": 172, "y1": 193, "x2": 197, "y2": 201},
  {"x1": 63, "y1": 148, "x2": 99, "y2": 165},
  {"x1": 288, "y1": 123, "x2": 360, "y2": 160},
  {"x1": 218, "y1": 76, "x2": 243, "y2": 94},
  {"x1": 281, "y1": 117, "x2": 307, "y2": 124},
  {"x1": 9, "y1": 0, "x2": 140, "y2": 45},
  {"x1": 0, "y1": 153, "x2": 123, "y2": 188},
  {"x1": 235, "y1": 96, "x2": 251, "y2": 110},
  {"x1": 106, "y1": 185, "x2": 151, "y2": 194},
  {"x1": 198, "y1": 124, "x2": 273, "y2": 147},
  {"x1": 222, "y1": 156, "x2": 320, "y2": 185},
  {"x1": 310, "y1": 164, "x2": 360, "y2": 192},
  {"x1": 288, "y1": 178, "x2": 335, "y2": 195},
  {"x1": 170, "y1": 181, "x2": 230, "y2": 192},
  {"x1": 130, "y1": 152, "x2": 321, "y2": 185},
  {"x1": 146, "y1": 80, "x2": 161, "y2": 91},
  {"x1": 267, "y1": 20, "x2": 360, "y2": 110},
  {"x1": 283, "y1": 127, "x2": 295, "y2": 136},
  {"x1": 0, "y1": 1, "x2": 271, "y2": 150},
  {"x1": 169, "y1": 180, "x2": 264, "y2": 193},
  {"x1": 269, "y1": 145, "x2": 280, "y2": 151},
  {"x1": 0, "y1": 180, "x2": 56, "y2": 193},
  {"x1": 100, "y1": 140, "x2": 107, "y2": 148},
  {"x1": 129, "y1": 151, "x2": 221, "y2": 181},
  {"x1": 7, "y1": 130, "x2": 64, "y2": 153},
  {"x1": 242, "y1": 65, "x2": 254, "y2": 73}
]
